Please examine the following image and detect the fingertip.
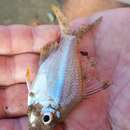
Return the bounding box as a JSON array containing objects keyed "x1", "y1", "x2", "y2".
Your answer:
[
  {"x1": 0, "y1": 24, "x2": 60, "y2": 55},
  {"x1": 54, "y1": 122, "x2": 65, "y2": 130},
  {"x1": 32, "y1": 25, "x2": 60, "y2": 52}
]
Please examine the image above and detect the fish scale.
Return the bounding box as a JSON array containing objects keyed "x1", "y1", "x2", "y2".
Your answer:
[
  {"x1": 36, "y1": 35, "x2": 79, "y2": 106},
  {"x1": 59, "y1": 35, "x2": 83, "y2": 118}
]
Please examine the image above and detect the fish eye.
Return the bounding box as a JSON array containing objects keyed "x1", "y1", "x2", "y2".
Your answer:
[
  {"x1": 42, "y1": 113, "x2": 53, "y2": 125},
  {"x1": 44, "y1": 115, "x2": 50, "y2": 122}
]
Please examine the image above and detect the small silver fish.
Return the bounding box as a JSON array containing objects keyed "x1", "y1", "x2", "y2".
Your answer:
[
  {"x1": 47, "y1": 11, "x2": 56, "y2": 23},
  {"x1": 26, "y1": 5, "x2": 109, "y2": 130}
]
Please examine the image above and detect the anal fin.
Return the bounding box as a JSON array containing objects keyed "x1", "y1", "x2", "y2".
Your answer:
[{"x1": 82, "y1": 80, "x2": 111, "y2": 99}]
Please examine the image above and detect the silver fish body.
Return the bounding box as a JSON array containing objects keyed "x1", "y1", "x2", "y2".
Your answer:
[{"x1": 28, "y1": 35, "x2": 83, "y2": 130}]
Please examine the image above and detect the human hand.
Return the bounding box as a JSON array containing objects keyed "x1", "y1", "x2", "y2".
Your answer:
[
  {"x1": 0, "y1": 8, "x2": 130, "y2": 130},
  {"x1": 0, "y1": 25, "x2": 60, "y2": 130}
]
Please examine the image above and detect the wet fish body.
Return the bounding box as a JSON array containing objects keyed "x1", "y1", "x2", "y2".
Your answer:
[
  {"x1": 29, "y1": 35, "x2": 82, "y2": 109},
  {"x1": 27, "y1": 5, "x2": 108, "y2": 130},
  {"x1": 28, "y1": 34, "x2": 83, "y2": 129}
]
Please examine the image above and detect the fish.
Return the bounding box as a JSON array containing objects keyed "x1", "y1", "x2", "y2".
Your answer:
[{"x1": 26, "y1": 5, "x2": 110, "y2": 130}]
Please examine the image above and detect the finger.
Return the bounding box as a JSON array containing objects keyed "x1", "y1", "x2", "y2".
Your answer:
[
  {"x1": 0, "y1": 89, "x2": 5, "y2": 118},
  {"x1": 0, "y1": 54, "x2": 39, "y2": 86},
  {"x1": 71, "y1": 8, "x2": 130, "y2": 81},
  {"x1": 0, "y1": 116, "x2": 28, "y2": 130},
  {"x1": 67, "y1": 8, "x2": 130, "y2": 130},
  {"x1": 0, "y1": 116, "x2": 64, "y2": 130},
  {"x1": 54, "y1": 123, "x2": 64, "y2": 130},
  {"x1": 0, "y1": 84, "x2": 27, "y2": 118},
  {"x1": 0, "y1": 25, "x2": 60, "y2": 55},
  {"x1": 65, "y1": 91, "x2": 110, "y2": 130}
]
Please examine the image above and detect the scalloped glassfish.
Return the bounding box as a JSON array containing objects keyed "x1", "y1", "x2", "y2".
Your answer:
[{"x1": 26, "y1": 5, "x2": 110, "y2": 130}]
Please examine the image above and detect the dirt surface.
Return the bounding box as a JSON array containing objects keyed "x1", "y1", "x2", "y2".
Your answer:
[
  {"x1": 0, "y1": 0, "x2": 128, "y2": 25},
  {"x1": 0, "y1": 0, "x2": 60, "y2": 25},
  {"x1": 63, "y1": 0, "x2": 127, "y2": 21}
]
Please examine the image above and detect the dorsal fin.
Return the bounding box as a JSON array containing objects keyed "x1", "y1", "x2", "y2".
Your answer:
[
  {"x1": 72, "y1": 16, "x2": 102, "y2": 41},
  {"x1": 39, "y1": 41, "x2": 59, "y2": 64},
  {"x1": 51, "y1": 5, "x2": 70, "y2": 34}
]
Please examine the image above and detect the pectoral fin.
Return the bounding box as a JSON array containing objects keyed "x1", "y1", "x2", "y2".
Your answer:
[{"x1": 26, "y1": 65, "x2": 32, "y2": 93}]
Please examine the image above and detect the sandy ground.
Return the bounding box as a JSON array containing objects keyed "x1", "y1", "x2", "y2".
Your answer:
[
  {"x1": 0, "y1": 0, "x2": 60, "y2": 25},
  {"x1": 0, "y1": 0, "x2": 128, "y2": 25}
]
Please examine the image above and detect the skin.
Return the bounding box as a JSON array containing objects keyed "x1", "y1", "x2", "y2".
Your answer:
[{"x1": 0, "y1": 8, "x2": 130, "y2": 130}]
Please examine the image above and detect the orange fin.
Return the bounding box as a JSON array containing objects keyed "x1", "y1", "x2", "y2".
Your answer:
[
  {"x1": 26, "y1": 65, "x2": 31, "y2": 81},
  {"x1": 39, "y1": 42, "x2": 59, "y2": 64},
  {"x1": 26, "y1": 65, "x2": 32, "y2": 92}
]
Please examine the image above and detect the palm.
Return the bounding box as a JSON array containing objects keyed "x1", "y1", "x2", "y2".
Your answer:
[{"x1": 0, "y1": 8, "x2": 130, "y2": 130}]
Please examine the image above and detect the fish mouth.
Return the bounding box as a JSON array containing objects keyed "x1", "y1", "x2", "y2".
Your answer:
[
  {"x1": 28, "y1": 103, "x2": 58, "y2": 130},
  {"x1": 28, "y1": 103, "x2": 43, "y2": 129}
]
